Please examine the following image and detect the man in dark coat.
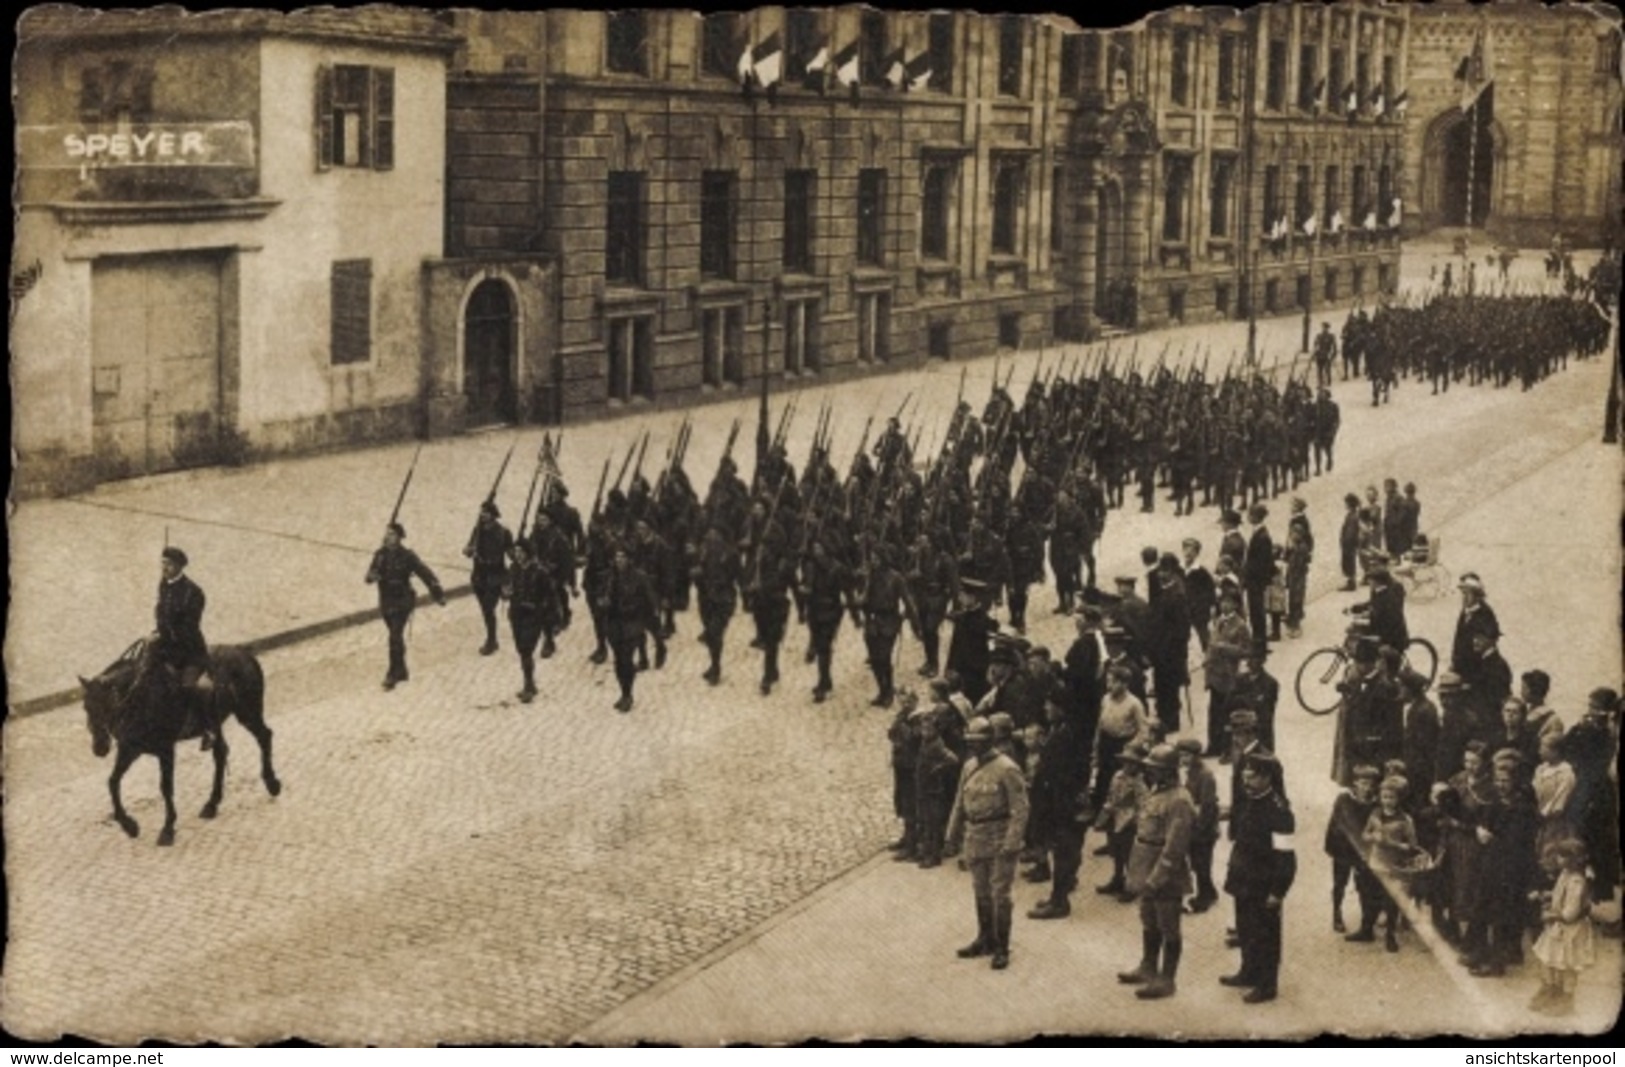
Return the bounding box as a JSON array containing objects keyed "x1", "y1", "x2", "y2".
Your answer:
[
  {"x1": 153, "y1": 546, "x2": 216, "y2": 747},
  {"x1": 464, "y1": 500, "x2": 513, "y2": 656},
  {"x1": 1460, "y1": 631, "x2": 1514, "y2": 738},
  {"x1": 946, "y1": 582, "x2": 995, "y2": 705},
  {"x1": 1026, "y1": 685, "x2": 1093, "y2": 920},
  {"x1": 366, "y1": 524, "x2": 446, "y2": 691},
  {"x1": 905, "y1": 529, "x2": 959, "y2": 679},
  {"x1": 1226, "y1": 648, "x2": 1281, "y2": 755},
  {"x1": 857, "y1": 545, "x2": 917, "y2": 708},
  {"x1": 1221, "y1": 750, "x2": 1297, "y2": 1003},
  {"x1": 1063, "y1": 605, "x2": 1109, "y2": 740},
  {"x1": 1242, "y1": 504, "x2": 1277, "y2": 654},
  {"x1": 1449, "y1": 573, "x2": 1501, "y2": 675},
  {"x1": 744, "y1": 507, "x2": 797, "y2": 696},
  {"x1": 801, "y1": 537, "x2": 854, "y2": 703},
  {"x1": 1349, "y1": 563, "x2": 1409, "y2": 654},
  {"x1": 1464, "y1": 752, "x2": 1539, "y2": 976},
  {"x1": 1338, "y1": 493, "x2": 1362, "y2": 591},
  {"x1": 1312, "y1": 388, "x2": 1341, "y2": 476},
  {"x1": 1147, "y1": 554, "x2": 1192, "y2": 737},
  {"x1": 504, "y1": 539, "x2": 548, "y2": 703},
  {"x1": 1180, "y1": 538, "x2": 1216, "y2": 653},
  {"x1": 1398, "y1": 668, "x2": 1441, "y2": 798}
]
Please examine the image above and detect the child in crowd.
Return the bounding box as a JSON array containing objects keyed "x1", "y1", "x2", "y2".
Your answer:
[
  {"x1": 1326, "y1": 764, "x2": 1381, "y2": 934},
  {"x1": 1176, "y1": 738, "x2": 1220, "y2": 914},
  {"x1": 1094, "y1": 741, "x2": 1150, "y2": 901},
  {"x1": 1362, "y1": 775, "x2": 1422, "y2": 952},
  {"x1": 1529, "y1": 840, "x2": 1596, "y2": 1016}
]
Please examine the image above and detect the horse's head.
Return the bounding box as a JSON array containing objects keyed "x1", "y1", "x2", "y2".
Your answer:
[{"x1": 79, "y1": 672, "x2": 116, "y2": 758}]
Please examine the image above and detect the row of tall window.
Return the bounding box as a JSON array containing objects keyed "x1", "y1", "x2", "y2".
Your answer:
[
  {"x1": 1057, "y1": 30, "x2": 1240, "y2": 108},
  {"x1": 604, "y1": 158, "x2": 1028, "y2": 288},
  {"x1": 620, "y1": 11, "x2": 1030, "y2": 97},
  {"x1": 1266, "y1": 36, "x2": 1398, "y2": 116},
  {"x1": 1153, "y1": 155, "x2": 1395, "y2": 244}
]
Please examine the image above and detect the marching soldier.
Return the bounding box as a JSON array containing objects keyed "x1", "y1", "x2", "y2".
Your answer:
[
  {"x1": 744, "y1": 498, "x2": 797, "y2": 696},
  {"x1": 800, "y1": 536, "x2": 855, "y2": 703},
  {"x1": 599, "y1": 543, "x2": 659, "y2": 713},
  {"x1": 1312, "y1": 322, "x2": 1337, "y2": 389},
  {"x1": 856, "y1": 542, "x2": 917, "y2": 709},
  {"x1": 504, "y1": 539, "x2": 548, "y2": 702},
  {"x1": 529, "y1": 509, "x2": 577, "y2": 656},
  {"x1": 629, "y1": 518, "x2": 672, "y2": 671},
  {"x1": 692, "y1": 517, "x2": 742, "y2": 686},
  {"x1": 947, "y1": 716, "x2": 1030, "y2": 971},
  {"x1": 905, "y1": 529, "x2": 959, "y2": 679},
  {"x1": 463, "y1": 500, "x2": 513, "y2": 656},
  {"x1": 365, "y1": 523, "x2": 446, "y2": 691}
]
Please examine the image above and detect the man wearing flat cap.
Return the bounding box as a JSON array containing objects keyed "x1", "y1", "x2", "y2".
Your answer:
[
  {"x1": 946, "y1": 582, "x2": 995, "y2": 706},
  {"x1": 153, "y1": 545, "x2": 216, "y2": 748},
  {"x1": 367, "y1": 522, "x2": 446, "y2": 691},
  {"x1": 947, "y1": 716, "x2": 1029, "y2": 971}
]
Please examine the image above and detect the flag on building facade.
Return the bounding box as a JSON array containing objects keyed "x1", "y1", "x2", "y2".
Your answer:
[
  {"x1": 1456, "y1": 22, "x2": 1494, "y2": 116},
  {"x1": 1370, "y1": 86, "x2": 1386, "y2": 118},
  {"x1": 1344, "y1": 81, "x2": 1358, "y2": 116},
  {"x1": 1392, "y1": 88, "x2": 1410, "y2": 115},
  {"x1": 1388, "y1": 198, "x2": 1403, "y2": 229},
  {"x1": 1312, "y1": 77, "x2": 1327, "y2": 113},
  {"x1": 1302, "y1": 213, "x2": 1318, "y2": 237},
  {"x1": 904, "y1": 51, "x2": 932, "y2": 92},
  {"x1": 1363, "y1": 209, "x2": 1378, "y2": 231},
  {"x1": 883, "y1": 47, "x2": 907, "y2": 90},
  {"x1": 1329, "y1": 208, "x2": 1344, "y2": 235}
]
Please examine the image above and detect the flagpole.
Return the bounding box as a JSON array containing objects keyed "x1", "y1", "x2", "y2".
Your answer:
[{"x1": 1465, "y1": 91, "x2": 1477, "y2": 231}]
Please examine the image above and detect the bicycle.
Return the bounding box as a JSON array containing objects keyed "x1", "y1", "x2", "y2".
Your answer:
[
  {"x1": 1295, "y1": 626, "x2": 1439, "y2": 716},
  {"x1": 1390, "y1": 534, "x2": 1452, "y2": 604}
]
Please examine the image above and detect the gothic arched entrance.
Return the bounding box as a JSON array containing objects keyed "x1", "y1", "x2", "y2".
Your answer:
[
  {"x1": 463, "y1": 278, "x2": 518, "y2": 427},
  {"x1": 1422, "y1": 108, "x2": 1502, "y2": 231}
]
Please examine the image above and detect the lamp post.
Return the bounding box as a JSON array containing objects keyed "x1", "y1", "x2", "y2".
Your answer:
[{"x1": 1247, "y1": 243, "x2": 1259, "y2": 365}]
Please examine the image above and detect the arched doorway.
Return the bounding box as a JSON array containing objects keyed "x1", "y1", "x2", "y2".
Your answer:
[
  {"x1": 1441, "y1": 115, "x2": 1494, "y2": 227},
  {"x1": 463, "y1": 278, "x2": 517, "y2": 427}
]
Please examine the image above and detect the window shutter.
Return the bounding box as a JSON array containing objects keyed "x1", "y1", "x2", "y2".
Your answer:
[
  {"x1": 372, "y1": 66, "x2": 394, "y2": 171},
  {"x1": 316, "y1": 63, "x2": 334, "y2": 171}
]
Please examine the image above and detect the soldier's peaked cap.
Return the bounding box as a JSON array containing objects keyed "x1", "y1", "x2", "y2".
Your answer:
[
  {"x1": 161, "y1": 546, "x2": 188, "y2": 567},
  {"x1": 1143, "y1": 744, "x2": 1180, "y2": 771},
  {"x1": 965, "y1": 716, "x2": 993, "y2": 740}
]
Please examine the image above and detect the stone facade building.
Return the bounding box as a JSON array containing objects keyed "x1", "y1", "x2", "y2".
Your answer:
[
  {"x1": 13, "y1": 7, "x2": 460, "y2": 494},
  {"x1": 1402, "y1": 1, "x2": 1622, "y2": 247}
]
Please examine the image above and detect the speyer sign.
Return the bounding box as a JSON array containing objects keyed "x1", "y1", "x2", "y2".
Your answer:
[{"x1": 19, "y1": 121, "x2": 255, "y2": 168}]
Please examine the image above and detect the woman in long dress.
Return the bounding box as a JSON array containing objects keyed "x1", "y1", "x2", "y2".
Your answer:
[{"x1": 1430, "y1": 740, "x2": 1490, "y2": 946}]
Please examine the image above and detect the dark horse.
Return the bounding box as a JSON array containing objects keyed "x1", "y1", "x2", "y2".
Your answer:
[{"x1": 80, "y1": 641, "x2": 281, "y2": 846}]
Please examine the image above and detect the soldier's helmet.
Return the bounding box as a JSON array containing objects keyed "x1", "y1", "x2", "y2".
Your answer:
[
  {"x1": 1143, "y1": 744, "x2": 1180, "y2": 772},
  {"x1": 965, "y1": 716, "x2": 993, "y2": 741},
  {"x1": 987, "y1": 712, "x2": 1015, "y2": 739}
]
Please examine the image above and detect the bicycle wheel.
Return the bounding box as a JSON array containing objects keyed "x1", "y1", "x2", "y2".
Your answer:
[
  {"x1": 1402, "y1": 637, "x2": 1439, "y2": 686},
  {"x1": 1295, "y1": 647, "x2": 1348, "y2": 716}
]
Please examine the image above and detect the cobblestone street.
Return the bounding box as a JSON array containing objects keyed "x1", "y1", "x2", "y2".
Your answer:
[{"x1": 4, "y1": 244, "x2": 1619, "y2": 1043}]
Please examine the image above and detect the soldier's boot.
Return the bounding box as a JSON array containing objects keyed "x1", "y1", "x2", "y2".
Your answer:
[
  {"x1": 1023, "y1": 860, "x2": 1052, "y2": 884},
  {"x1": 519, "y1": 658, "x2": 537, "y2": 703},
  {"x1": 1137, "y1": 939, "x2": 1180, "y2": 999},
  {"x1": 990, "y1": 904, "x2": 1012, "y2": 970},
  {"x1": 541, "y1": 634, "x2": 557, "y2": 659},
  {"x1": 480, "y1": 632, "x2": 499, "y2": 656},
  {"x1": 1118, "y1": 929, "x2": 1161, "y2": 985},
  {"x1": 957, "y1": 901, "x2": 993, "y2": 959},
  {"x1": 703, "y1": 643, "x2": 722, "y2": 686},
  {"x1": 589, "y1": 637, "x2": 608, "y2": 665},
  {"x1": 1332, "y1": 893, "x2": 1347, "y2": 933},
  {"x1": 761, "y1": 646, "x2": 780, "y2": 695},
  {"x1": 654, "y1": 636, "x2": 668, "y2": 670},
  {"x1": 1028, "y1": 895, "x2": 1070, "y2": 920}
]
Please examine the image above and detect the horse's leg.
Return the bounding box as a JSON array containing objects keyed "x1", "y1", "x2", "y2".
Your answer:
[
  {"x1": 237, "y1": 703, "x2": 281, "y2": 798},
  {"x1": 156, "y1": 746, "x2": 178, "y2": 847},
  {"x1": 109, "y1": 745, "x2": 140, "y2": 838},
  {"x1": 200, "y1": 732, "x2": 229, "y2": 820}
]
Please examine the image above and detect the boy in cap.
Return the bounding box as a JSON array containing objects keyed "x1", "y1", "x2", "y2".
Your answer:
[
  {"x1": 1205, "y1": 589, "x2": 1252, "y2": 757},
  {"x1": 1091, "y1": 665, "x2": 1152, "y2": 813},
  {"x1": 1119, "y1": 744, "x2": 1195, "y2": 998},
  {"x1": 1094, "y1": 741, "x2": 1150, "y2": 901},
  {"x1": 366, "y1": 523, "x2": 447, "y2": 691},
  {"x1": 1326, "y1": 764, "x2": 1381, "y2": 934},
  {"x1": 887, "y1": 689, "x2": 924, "y2": 860}
]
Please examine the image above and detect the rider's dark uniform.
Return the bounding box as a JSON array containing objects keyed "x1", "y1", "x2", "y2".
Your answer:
[{"x1": 155, "y1": 571, "x2": 209, "y2": 686}]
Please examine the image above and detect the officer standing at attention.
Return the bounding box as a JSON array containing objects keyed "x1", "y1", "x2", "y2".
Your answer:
[
  {"x1": 464, "y1": 500, "x2": 514, "y2": 656},
  {"x1": 366, "y1": 523, "x2": 446, "y2": 691},
  {"x1": 1221, "y1": 750, "x2": 1297, "y2": 1004},
  {"x1": 1118, "y1": 743, "x2": 1196, "y2": 999},
  {"x1": 947, "y1": 716, "x2": 1030, "y2": 971}
]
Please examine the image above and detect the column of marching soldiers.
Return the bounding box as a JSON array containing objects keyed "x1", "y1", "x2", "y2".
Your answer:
[{"x1": 408, "y1": 281, "x2": 1614, "y2": 717}]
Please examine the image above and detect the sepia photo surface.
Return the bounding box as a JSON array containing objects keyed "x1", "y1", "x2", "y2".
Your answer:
[{"x1": 6, "y1": 0, "x2": 1623, "y2": 1046}]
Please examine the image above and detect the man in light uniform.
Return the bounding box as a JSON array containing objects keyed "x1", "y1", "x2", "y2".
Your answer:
[{"x1": 947, "y1": 716, "x2": 1030, "y2": 971}]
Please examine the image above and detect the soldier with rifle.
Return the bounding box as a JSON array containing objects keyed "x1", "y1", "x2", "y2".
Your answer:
[
  {"x1": 856, "y1": 538, "x2": 917, "y2": 709},
  {"x1": 628, "y1": 517, "x2": 672, "y2": 672},
  {"x1": 800, "y1": 533, "x2": 855, "y2": 703},
  {"x1": 905, "y1": 528, "x2": 959, "y2": 680},
  {"x1": 692, "y1": 512, "x2": 743, "y2": 686},
  {"x1": 503, "y1": 538, "x2": 548, "y2": 703},
  {"x1": 366, "y1": 447, "x2": 446, "y2": 691},
  {"x1": 599, "y1": 542, "x2": 659, "y2": 713},
  {"x1": 744, "y1": 489, "x2": 797, "y2": 696},
  {"x1": 464, "y1": 490, "x2": 514, "y2": 658}
]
